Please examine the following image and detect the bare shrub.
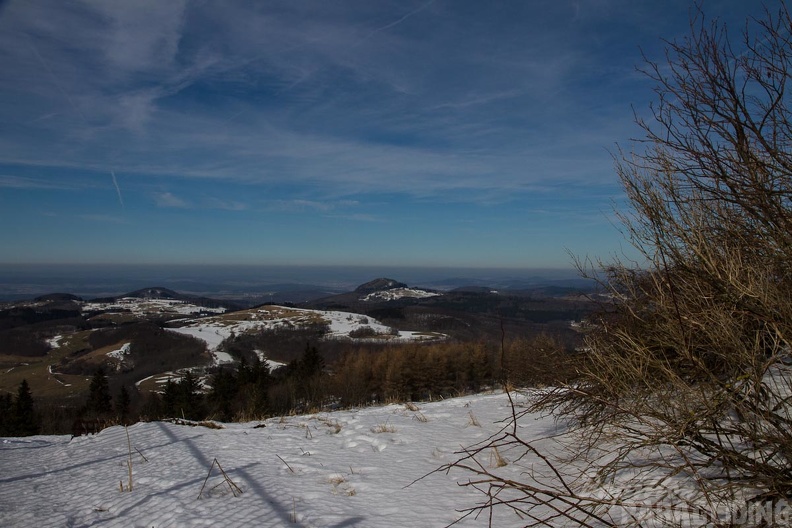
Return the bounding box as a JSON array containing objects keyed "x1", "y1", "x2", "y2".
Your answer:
[
  {"x1": 440, "y1": 4, "x2": 792, "y2": 526},
  {"x1": 349, "y1": 326, "x2": 378, "y2": 338}
]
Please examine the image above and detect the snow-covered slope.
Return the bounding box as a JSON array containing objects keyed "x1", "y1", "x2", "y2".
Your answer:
[
  {"x1": 0, "y1": 392, "x2": 561, "y2": 527},
  {"x1": 361, "y1": 287, "x2": 440, "y2": 302},
  {"x1": 169, "y1": 305, "x2": 446, "y2": 365},
  {"x1": 83, "y1": 297, "x2": 227, "y2": 316}
]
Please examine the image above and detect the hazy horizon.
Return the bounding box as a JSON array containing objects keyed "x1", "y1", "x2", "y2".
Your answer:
[{"x1": 0, "y1": 262, "x2": 588, "y2": 300}]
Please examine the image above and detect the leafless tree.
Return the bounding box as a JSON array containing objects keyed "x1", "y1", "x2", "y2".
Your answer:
[{"x1": 438, "y1": 4, "x2": 792, "y2": 526}]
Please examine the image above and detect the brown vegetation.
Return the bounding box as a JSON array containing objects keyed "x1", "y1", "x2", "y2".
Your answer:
[{"x1": 439, "y1": 4, "x2": 792, "y2": 526}]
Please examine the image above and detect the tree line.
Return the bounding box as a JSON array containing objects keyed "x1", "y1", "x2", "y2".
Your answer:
[{"x1": 1, "y1": 334, "x2": 576, "y2": 436}]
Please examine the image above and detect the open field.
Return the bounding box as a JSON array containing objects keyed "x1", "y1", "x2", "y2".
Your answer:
[{"x1": 0, "y1": 331, "x2": 95, "y2": 398}]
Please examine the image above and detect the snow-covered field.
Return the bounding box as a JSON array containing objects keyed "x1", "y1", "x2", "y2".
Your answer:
[{"x1": 0, "y1": 392, "x2": 562, "y2": 527}]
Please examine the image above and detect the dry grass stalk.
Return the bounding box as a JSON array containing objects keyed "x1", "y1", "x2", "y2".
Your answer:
[
  {"x1": 277, "y1": 454, "x2": 295, "y2": 474},
  {"x1": 370, "y1": 421, "x2": 396, "y2": 434},
  {"x1": 125, "y1": 426, "x2": 133, "y2": 492},
  {"x1": 489, "y1": 447, "x2": 507, "y2": 468},
  {"x1": 317, "y1": 416, "x2": 342, "y2": 434},
  {"x1": 197, "y1": 458, "x2": 243, "y2": 499}
]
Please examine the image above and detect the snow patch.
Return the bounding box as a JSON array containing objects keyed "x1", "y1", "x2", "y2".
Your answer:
[
  {"x1": 0, "y1": 392, "x2": 553, "y2": 527},
  {"x1": 254, "y1": 349, "x2": 287, "y2": 371},
  {"x1": 362, "y1": 288, "x2": 440, "y2": 302},
  {"x1": 82, "y1": 297, "x2": 227, "y2": 317},
  {"x1": 107, "y1": 342, "x2": 132, "y2": 360}
]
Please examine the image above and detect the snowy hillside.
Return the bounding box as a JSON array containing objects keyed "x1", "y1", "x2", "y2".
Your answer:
[
  {"x1": 0, "y1": 392, "x2": 561, "y2": 527},
  {"x1": 169, "y1": 305, "x2": 446, "y2": 365},
  {"x1": 361, "y1": 287, "x2": 440, "y2": 302},
  {"x1": 83, "y1": 297, "x2": 227, "y2": 317}
]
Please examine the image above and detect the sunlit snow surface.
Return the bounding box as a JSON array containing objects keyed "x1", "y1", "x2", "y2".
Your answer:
[{"x1": 0, "y1": 392, "x2": 562, "y2": 527}]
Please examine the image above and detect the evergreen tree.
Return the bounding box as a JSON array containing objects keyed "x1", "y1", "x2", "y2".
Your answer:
[
  {"x1": 14, "y1": 379, "x2": 39, "y2": 436},
  {"x1": 249, "y1": 358, "x2": 271, "y2": 417},
  {"x1": 298, "y1": 343, "x2": 324, "y2": 379},
  {"x1": 115, "y1": 385, "x2": 131, "y2": 423},
  {"x1": 177, "y1": 371, "x2": 205, "y2": 420},
  {"x1": 86, "y1": 367, "x2": 112, "y2": 416},
  {"x1": 236, "y1": 356, "x2": 252, "y2": 386},
  {"x1": 208, "y1": 368, "x2": 237, "y2": 422},
  {"x1": 294, "y1": 343, "x2": 325, "y2": 407}
]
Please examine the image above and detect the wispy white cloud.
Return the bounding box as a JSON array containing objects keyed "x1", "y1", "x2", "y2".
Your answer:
[
  {"x1": 0, "y1": 175, "x2": 76, "y2": 190},
  {"x1": 431, "y1": 89, "x2": 524, "y2": 110},
  {"x1": 204, "y1": 198, "x2": 248, "y2": 211},
  {"x1": 326, "y1": 213, "x2": 385, "y2": 223},
  {"x1": 77, "y1": 213, "x2": 129, "y2": 224},
  {"x1": 266, "y1": 199, "x2": 362, "y2": 213},
  {"x1": 0, "y1": 1, "x2": 622, "y2": 181},
  {"x1": 0, "y1": 0, "x2": 762, "y2": 268},
  {"x1": 0, "y1": 0, "x2": 748, "y2": 206},
  {"x1": 153, "y1": 191, "x2": 255, "y2": 211},
  {"x1": 153, "y1": 191, "x2": 190, "y2": 209}
]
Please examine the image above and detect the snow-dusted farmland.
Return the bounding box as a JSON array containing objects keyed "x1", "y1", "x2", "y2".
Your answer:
[
  {"x1": 83, "y1": 298, "x2": 227, "y2": 317},
  {"x1": 361, "y1": 287, "x2": 440, "y2": 302},
  {"x1": 0, "y1": 392, "x2": 560, "y2": 527}
]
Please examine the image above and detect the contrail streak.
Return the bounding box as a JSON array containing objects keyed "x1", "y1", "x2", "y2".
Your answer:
[
  {"x1": 111, "y1": 170, "x2": 124, "y2": 208},
  {"x1": 353, "y1": 0, "x2": 436, "y2": 48}
]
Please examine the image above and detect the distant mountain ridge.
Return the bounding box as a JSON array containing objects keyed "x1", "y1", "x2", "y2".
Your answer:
[
  {"x1": 354, "y1": 278, "x2": 409, "y2": 294},
  {"x1": 125, "y1": 287, "x2": 180, "y2": 299},
  {"x1": 33, "y1": 293, "x2": 84, "y2": 302},
  {"x1": 89, "y1": 286, "x2": 241, "y2": 311}
]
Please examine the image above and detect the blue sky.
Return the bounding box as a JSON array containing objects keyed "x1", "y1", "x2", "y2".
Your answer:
[{"x1": 0, "y1": 0, "x2": 766, "y2": 268}]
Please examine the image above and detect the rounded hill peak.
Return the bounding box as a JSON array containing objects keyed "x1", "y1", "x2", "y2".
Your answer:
[
  {"x1": 354, "y1": 278, "x2": 408, "y2": 294},
  {"x1": 125, "y1": 287, "x2": 179, "y2": 299},
  {"x1": 33, "y1": 293, "x2": 84, "y2": 302}
]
